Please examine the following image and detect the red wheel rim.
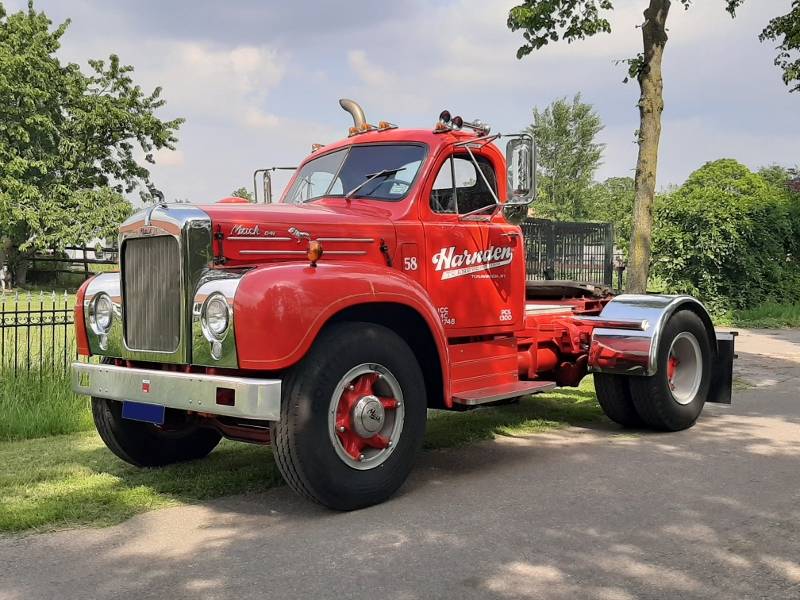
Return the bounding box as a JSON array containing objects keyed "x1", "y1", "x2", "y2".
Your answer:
[{"x1": 328, "y1": 363, "x2": 405, "y2": 470}]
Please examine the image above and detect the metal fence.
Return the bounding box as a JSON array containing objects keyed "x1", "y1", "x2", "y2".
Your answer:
[
  {"x1": 28, "y1": 245, "x2": 118, "y2": 282},
  {"x1": 0, "y1": 292, "x2": 76, "y2": 376},
  {"x1": 521, "y1": 219, "x2": 614, "y2": 287}
]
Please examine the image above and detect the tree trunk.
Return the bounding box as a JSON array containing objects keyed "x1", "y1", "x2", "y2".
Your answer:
[{"x1": 626, "y1": 0, "x2": 671, "y2": 293}]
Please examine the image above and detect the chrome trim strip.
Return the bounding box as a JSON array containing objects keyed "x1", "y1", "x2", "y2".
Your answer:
[
  {"x1": 569, "y1": 316, "x2": 648, "y2": 331},
  {"x1": 228, "y1": 237, "x2": 292, "y2": 242},
  {"x1": 316, "y1": 237, "x2": 374, "y2": 243},
  {"x1": 239, "y1": 250, "x2": 306, "y2": 255},
  {"x1": 238, "y1": 250, "x2": 368, "y2": 256},
  {"x1": 71, "y1": 362, "x2": 282, "y2": 421}
]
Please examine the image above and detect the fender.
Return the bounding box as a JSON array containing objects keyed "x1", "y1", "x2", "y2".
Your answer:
[
  {"x1": 587, "y1": 294, "x2": 718, "y2": 377},
  {"x1": 233, "y1": 261, "x2": 451, "y2": 396},
  {"x1": 75, "y1": 276, "x2": 94, "y2": 356}
]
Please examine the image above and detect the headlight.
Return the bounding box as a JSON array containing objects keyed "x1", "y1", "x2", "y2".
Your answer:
[
  {"x1": 90, "y1": 293, "x2": 114, "y2": 334},
  {"x1": 201, "y1": 294, "x2": 230, "y2": 340}
]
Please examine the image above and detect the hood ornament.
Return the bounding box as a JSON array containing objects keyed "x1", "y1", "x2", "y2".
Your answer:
[{"x1": 288, "y1": 227, "x2": 311, "y2": 242}]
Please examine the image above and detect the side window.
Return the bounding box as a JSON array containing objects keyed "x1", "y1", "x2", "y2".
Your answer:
[
  {"x1": 431, "y1": 158, "x2": 455, "y2": 213},
  {"x1": 430, "y1": 155, "x2": 497, "y2": 215}
]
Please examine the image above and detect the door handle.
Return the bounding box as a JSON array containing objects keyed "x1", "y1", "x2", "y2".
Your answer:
[{"x1": 501, "y1": 232, "x2": 520, "y2": 239}]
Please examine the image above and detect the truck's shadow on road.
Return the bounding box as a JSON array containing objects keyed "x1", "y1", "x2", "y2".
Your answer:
[{"x1": 3, "y1": 356, "x2": 800, "y2": 599}]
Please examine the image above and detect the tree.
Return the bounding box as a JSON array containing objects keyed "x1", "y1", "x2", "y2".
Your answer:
[
  {"x1": 0, "y1": 2, "x2": 183, "y2": 280},
  {"x1": 651, "y1": 159, "x2": 800, "y2": 310},
  {"x1": 760, "y1": 1, "x2": 800, "y2": 93},
  {"x1": 528, "y1": 94, "x2": 605, "y2": 220},
  {"x1": 508, "y1": 0, "x2": 798, "y2": 293},
  {"x1": 231, "y1": 187, "x2": 254, "y2": 202},
  {"x1": 584, "y1": 176, "x2": 635, "y2": 251}
]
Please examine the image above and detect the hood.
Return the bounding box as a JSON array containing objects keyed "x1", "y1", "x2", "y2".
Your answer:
[{"x1": 199, "y1": 201, "x2": 397, "y2": 267}]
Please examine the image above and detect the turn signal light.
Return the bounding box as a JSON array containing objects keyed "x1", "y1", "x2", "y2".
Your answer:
[
  {"x1": 216, "y1": 387, "x2": 235, "y2": 406},
  {"x1": 308, "y1": 240, "x2": 324, "y2": 267}
]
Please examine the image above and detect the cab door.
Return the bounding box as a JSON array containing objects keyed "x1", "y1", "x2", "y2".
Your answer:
[{"x1": 422, "y1": 150, "x2": 525, "y2": 334}]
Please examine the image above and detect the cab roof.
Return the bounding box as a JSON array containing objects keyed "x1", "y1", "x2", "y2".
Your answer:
[{"x1": 307, "y1": 127, "x2": 483, "y2": 161}]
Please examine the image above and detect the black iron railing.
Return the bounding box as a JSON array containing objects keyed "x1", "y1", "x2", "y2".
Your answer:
[
  {"x1": 521, "y1": 219, "x2": 614, "y2": 287},
  {"x1": 0, "y1": 292, "x2": 76, "y2": 375}
]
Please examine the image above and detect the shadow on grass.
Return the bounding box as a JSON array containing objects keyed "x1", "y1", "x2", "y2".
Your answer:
[{"x1": 0, "y1": 382, "x2": 603, "y2": 533}]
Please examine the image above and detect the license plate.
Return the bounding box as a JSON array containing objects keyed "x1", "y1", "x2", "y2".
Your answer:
[{"x1": 122, "y1": 401, "x2": 166, "y2": 425}]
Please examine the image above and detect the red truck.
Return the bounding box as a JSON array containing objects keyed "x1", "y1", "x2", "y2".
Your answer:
[{"x1": 72, "y1": 100, "x2": 735, "y2": 510}]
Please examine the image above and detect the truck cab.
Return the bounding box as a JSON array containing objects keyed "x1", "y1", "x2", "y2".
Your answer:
[{"x1": 72, "y1": 100, "x2": 735, "y2": 510}]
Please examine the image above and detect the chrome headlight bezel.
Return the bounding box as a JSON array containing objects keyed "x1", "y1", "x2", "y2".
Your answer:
[
  {"x1": 192, "y1": 275, "x2": 242, "y2": 368},
  {"x1": 200, "y1": 293, "x2": 231, "y2": 342},
  {"x1": 89, "y1": 292, "x2": 114, "y2": 335}
]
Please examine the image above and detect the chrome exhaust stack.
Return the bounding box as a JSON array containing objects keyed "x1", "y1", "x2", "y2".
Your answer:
[{"x1": 339, "y1": 98, "x2": 366, "y2": 129}]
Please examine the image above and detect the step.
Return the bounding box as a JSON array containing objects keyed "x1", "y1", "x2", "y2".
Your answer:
[{"x1": 452, "y1": 380, "x2": 557, "y2": 406}]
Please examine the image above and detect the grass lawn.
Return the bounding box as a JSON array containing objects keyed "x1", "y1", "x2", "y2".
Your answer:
[
  {"x1": 715, "y1": 302, "x2": 800, "y2": 329},
  {"x1": 0, "y1": 370, "x2": 93, "y2": 441},
  {"x1": 0, "y1": 379, "x2": 602, "y2": 533}
]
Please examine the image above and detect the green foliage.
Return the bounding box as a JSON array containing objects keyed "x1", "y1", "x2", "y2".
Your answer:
[
  {"x1": 529, "y1": 94, "x2": 605, "y2": 220},
  {"x1": 583, "y1": 177, "x2": 634, "y2": 250},
  {"x1": 0, "y1": 368, "x2": 93, "y2": 441},
  {"x1": 0, "y1": 1, "x2": 182, "y2": 267},
  {"x1": 231, "y1": 187, "x2": 254, "y2": 202},
  {"x1": 651, "y1": 159, "x2": 800, "y2": 311},
  {"x1": 715, "y1": 302, "x2": 800, "y2": 329},
  {"x1": 507, "y1": 0, "x2": 614, "y2": 58},
  {"x1": 760, "y1": 0, "x2": 800, "y2": 93}
]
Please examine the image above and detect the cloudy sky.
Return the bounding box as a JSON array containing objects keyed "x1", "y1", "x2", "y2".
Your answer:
[{"x1": 7, "y1": 0, "x2": 799, "y2": 203}]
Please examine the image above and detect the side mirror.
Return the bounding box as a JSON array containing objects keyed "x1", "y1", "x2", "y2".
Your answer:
[
  {"x1": 505, "y1": 135, "x2": 535, "y2": 203},
  {"x1": 503, "y1": 134, "x2": 536, "y2": 225}
]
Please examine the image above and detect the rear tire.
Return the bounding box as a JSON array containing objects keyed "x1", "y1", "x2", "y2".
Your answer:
[
  {"x1": 594, "y1": 373, "x2": 643, "y2": 428},
  {"x1": 271, "y1": 322, "x2": 427, "y2": 510},
  {"x1": 92, "y1": 397, "x2": 222, "y2": 467},
  {"x1": 629, "y1": 310, "x2": 712, "y2": 431}
]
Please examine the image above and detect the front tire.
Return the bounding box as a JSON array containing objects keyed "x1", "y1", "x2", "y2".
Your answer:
[
  {"x1": 629, "y1": 310, "x2": 712, "y2": 431},
  {"x1": 271, "y1": 322, "x2": 427, "y2": 510},
  {"x1": 92, "y1": 397, "x2": 222, "y2": 467}
]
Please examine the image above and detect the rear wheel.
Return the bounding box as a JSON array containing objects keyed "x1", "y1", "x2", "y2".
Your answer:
[
  {"x1": 271, "y1": 322, "x2": 427, "y2": 510},
  {"x1": 593, "y1": 373, "x2": 643, "y2": 428},
  {"x1": 92, "y1": 397, "x2": 222, "y2": 467},
  {"x1": 629, "y1": 310, "x2": 712, "y2": 431}
]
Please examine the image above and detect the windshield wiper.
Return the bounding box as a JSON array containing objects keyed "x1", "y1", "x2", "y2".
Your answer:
[{"x1": 344, "y1": 168, "x2": 402, "y2": 200}]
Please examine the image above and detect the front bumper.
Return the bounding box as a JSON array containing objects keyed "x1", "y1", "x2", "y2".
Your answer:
[{"x1": 71, "y1": 362, "x2": 282, "y2": 421}]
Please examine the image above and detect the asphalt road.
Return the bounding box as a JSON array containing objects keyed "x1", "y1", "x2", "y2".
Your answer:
[{"x1": 1, "y1": 329, "x2": 799, "y2": 600}]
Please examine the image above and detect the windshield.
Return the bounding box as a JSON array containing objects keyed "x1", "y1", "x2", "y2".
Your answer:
[{"x1": 283, "y1": 144, "x2": 425, "y2": 203}]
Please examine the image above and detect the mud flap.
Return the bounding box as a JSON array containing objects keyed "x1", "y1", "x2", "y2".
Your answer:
[{"x1": 708, "y1": 331, "x2": 737, "y2": 404}]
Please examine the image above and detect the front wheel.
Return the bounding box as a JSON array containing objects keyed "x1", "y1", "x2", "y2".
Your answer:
[
  {"x1": 271, "y1": 322, "x2": 427, "y2": 510},
  {"x1": 629, "y1": 310, "x2": 712, "y2": 431},
  {"x1": 92, "y1": 397, "x2": 222, "y2": 467}
]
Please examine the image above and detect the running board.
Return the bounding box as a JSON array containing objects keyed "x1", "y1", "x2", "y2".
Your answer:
[{"x1": 452, "y1": 380, "x2": 557, "y2": 406}]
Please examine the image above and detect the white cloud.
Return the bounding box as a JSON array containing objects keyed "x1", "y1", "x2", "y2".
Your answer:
[
  {"x1": 20, "y1": 0, "x2": 797, "y2": 201},
  {"x1": 153, "y1": 149, "x2": 185, "y2": 167}
]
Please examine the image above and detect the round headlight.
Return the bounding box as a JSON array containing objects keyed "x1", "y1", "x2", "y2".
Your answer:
[
  {"x1": 92, "y1": 293, "x2": 114, "y2": 333},
  {"x1": 202, "y1": 294, "x2": 230, "y2": 340}
]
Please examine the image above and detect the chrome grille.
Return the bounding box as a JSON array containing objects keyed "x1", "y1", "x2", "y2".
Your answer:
[{"x1": 123, "y1": 236, "x2": 182, "y2": 352}]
